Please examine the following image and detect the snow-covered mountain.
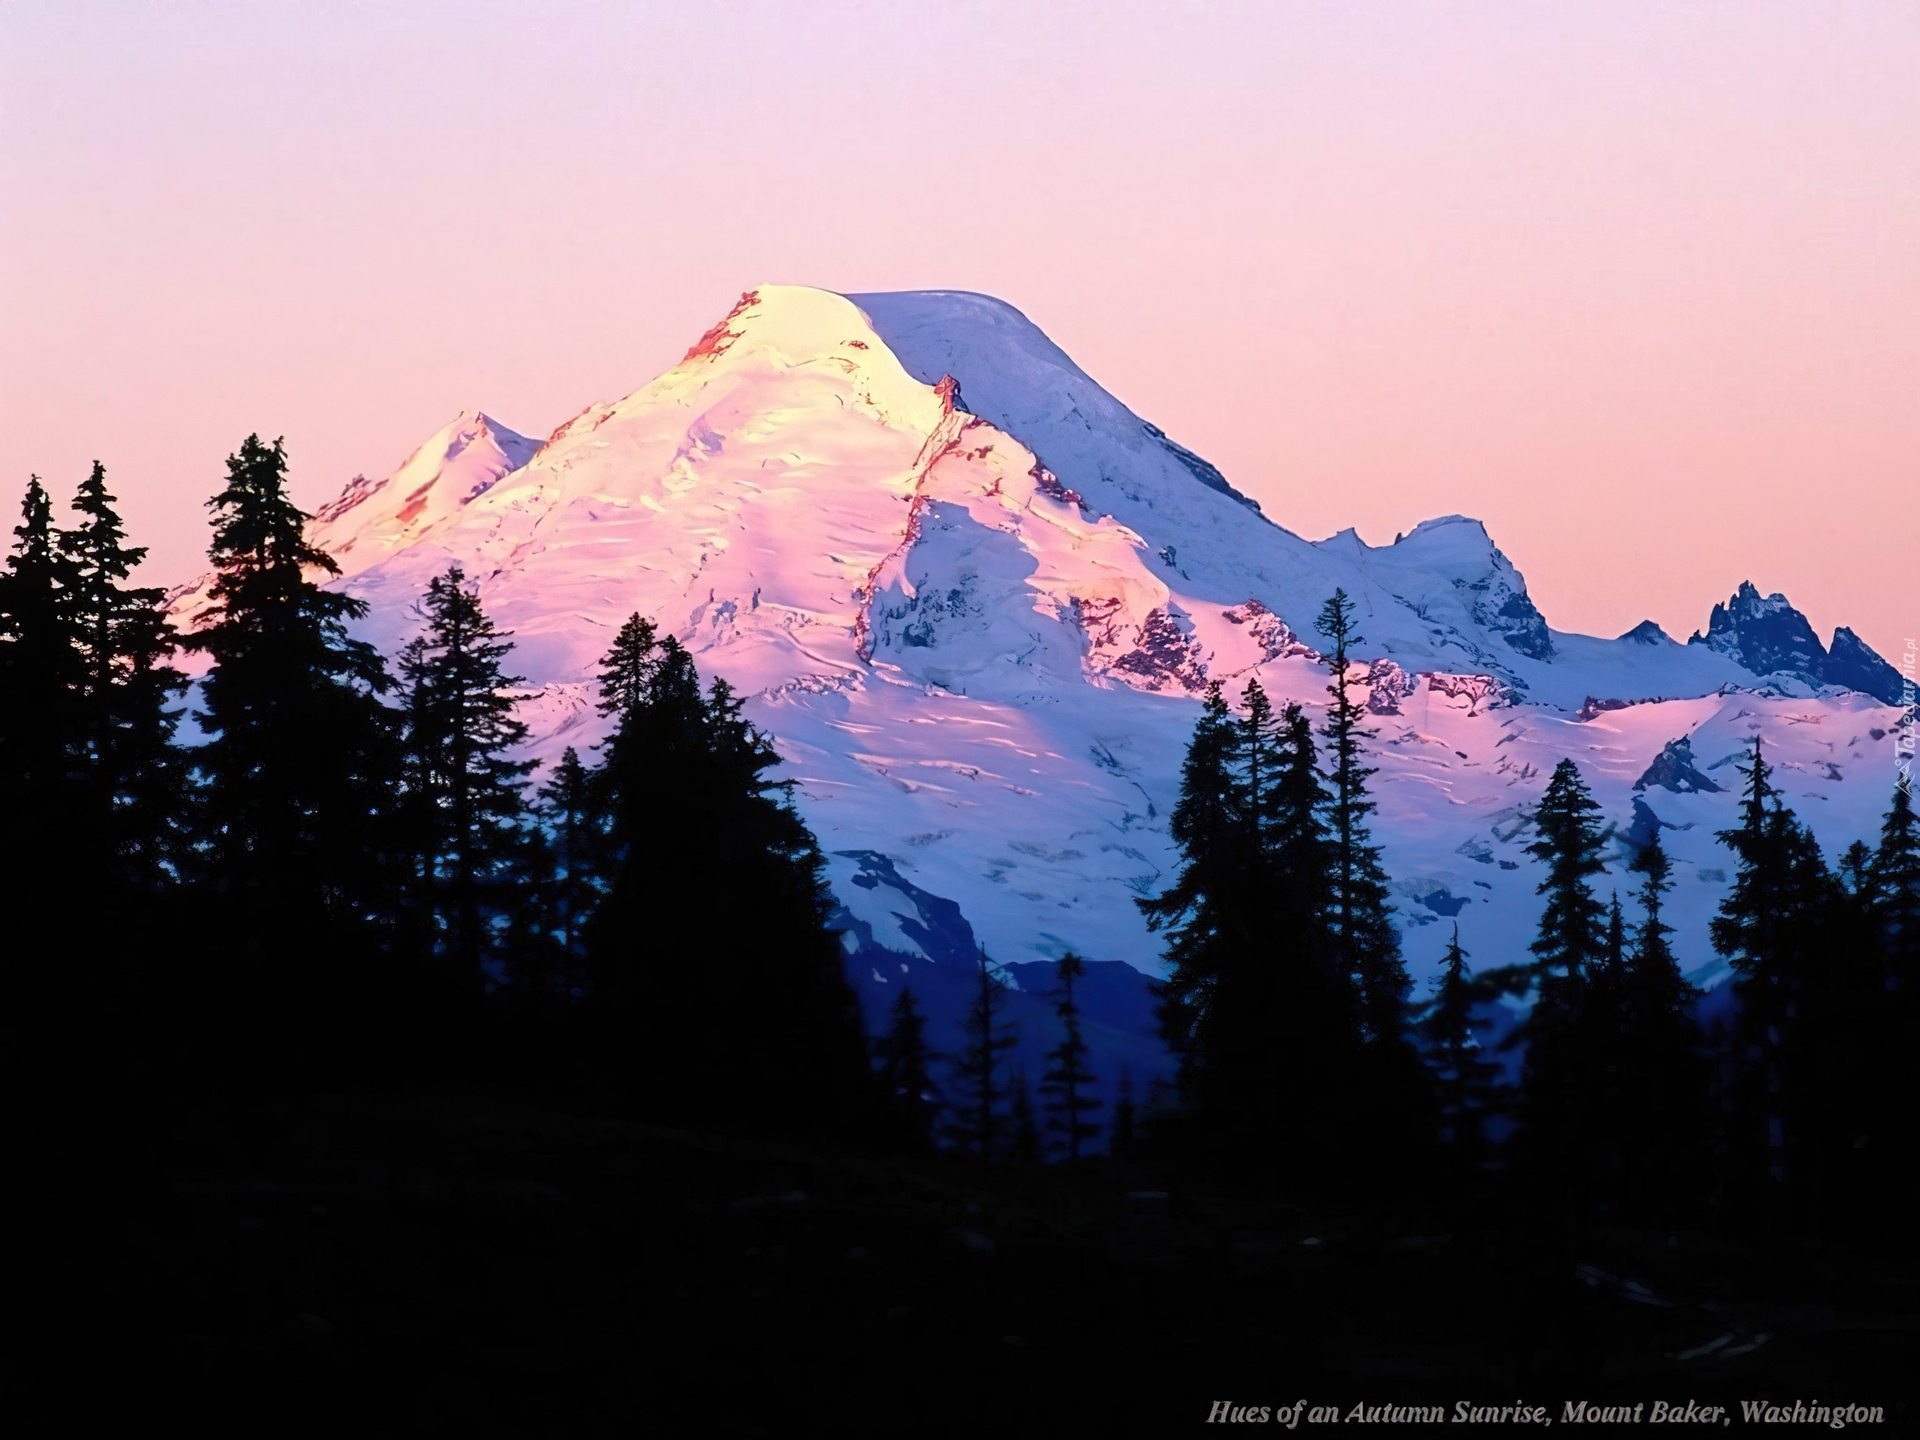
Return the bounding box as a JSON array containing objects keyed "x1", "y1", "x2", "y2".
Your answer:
[
  {"x1": 1688, "y1": 580, "x2": 1906, "y2": 705},
  {"x1": 172, "y1": 285, "x2": 1912, "y2": 1086}
]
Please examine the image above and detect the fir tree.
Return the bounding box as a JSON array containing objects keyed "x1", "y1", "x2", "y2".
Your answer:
[
  {"x1": 1316, "y1": 589, "x2": 1414, "y2": 1061},
  {"x1": 584, "y1": 613, "x2": 874, "y2": 1130},
  {"x1": 597, "y1": 613, "x2": 666, "y2": 726},
  {"x1": 531, "y1": 746, "x2": 602, "y2": 1001},
  {"x1": 1419, "y1": 926, "x2": 1500, "y2": 1165},
  {"x1": 397, "y1": 564, "x2": 535, "y2": 998},
  {"x1": 184, "y1": 436, "x2": 403, "y2": 1069},
  {"x1": 1527, "y1": 760, "x2": 1608, "y2": 991},
  {"x1": 942, "y1": 950, "x2": 1018, "y2": 1161},
  {"x1": 1710, "y1": 737, "x2": 1836, "y2": 1232},
  {"x1": 1514, "y1": 759, "x2": 1610, "y2": 1207},
  {"x1": 1629, "y1": 837, "x2": 1677, "y2": 976},
  {"x1": 1038, "y1": 952, "x2": 1103, "y2": 1161},
  {"x1": 1142, "y1": 678, "x2": 1360, "y2": 1146},
  {"x1": 1849, "y1": 782, "x2": 1920, "y2": 1230},
  {"x1": 0, "y1": 478, "x2": 82, "y2": 837},
  {"x1": 1616, "y1": 833, "x2": 1710, "y2": 1223},
  {"x1": 1140, "y1": 681, "x2": 1244, "y2": 1090},
  {"x1": 874, "y1": 986, "x2": 940, "y2": 1153},
  {"x1": 59, "y1": 462, "x2": 189, "y2": 892},
  {"x1": 1869, "y1": 781, "x2": 1919, "y2": 986},
  {"x1": 0, "y1": 478, "x2": 86, "y2": 1051},
  {"x1": 1602, "y1": 892, "x2": 1626, "y2": 980},
  {"x1": 0, "y1": 464, "x2": 186, "y2": 1067}
]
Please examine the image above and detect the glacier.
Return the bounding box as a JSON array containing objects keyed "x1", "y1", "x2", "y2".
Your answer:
[{"x1": 168, "y1": 284, "x2": 1912, "y2": 1083}]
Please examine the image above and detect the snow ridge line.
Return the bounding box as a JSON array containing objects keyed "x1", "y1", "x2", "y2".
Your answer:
[{"x1": 852, "y1": 375, "x2": 976, "y2": 664}]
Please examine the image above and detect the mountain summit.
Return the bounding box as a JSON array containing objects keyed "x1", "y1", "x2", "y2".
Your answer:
[
  {"x1": 1689, "y1": 581, "x2": 1905, "y2": 704},
  {"x1": 176, "y1": 285, "x2": 1908, "y2": 1039}
]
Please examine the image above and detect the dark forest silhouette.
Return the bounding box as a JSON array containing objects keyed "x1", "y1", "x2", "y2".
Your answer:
[{"x1": 4, "y1": 450, "x2": 1917, "y2": 1421}]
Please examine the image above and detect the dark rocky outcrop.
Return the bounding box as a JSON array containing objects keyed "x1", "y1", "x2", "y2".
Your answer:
[
  {"x1": 1826, "y1": 626, "x2": 1908, "y2": 706},
  {"x1": 1690, "y1": 581, "x2": 1826, "y2": 680},
  {"x1": 1688, "y1": 581, "x2": 1903, "y2": 703},
  {"x1": 1625, "y1": 797, "x2": 1668, "y2": 849},
  {"x1": 1634, "y1": 736, "x2": 1722, "y2": 795}
]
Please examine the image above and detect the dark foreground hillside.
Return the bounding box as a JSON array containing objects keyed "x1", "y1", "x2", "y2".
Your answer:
[{"x1": 10, "y1": 1086, "x2": 1915, "y2": 1435}]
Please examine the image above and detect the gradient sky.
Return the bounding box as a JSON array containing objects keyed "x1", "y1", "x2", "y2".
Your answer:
[{"x1": 4, "y1": 1, "x2": 1916, "y2": 660}]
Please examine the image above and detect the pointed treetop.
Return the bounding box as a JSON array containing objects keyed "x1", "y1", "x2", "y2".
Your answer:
[
  {"x1": 11, "y1": 476, "x2": 56, "y2": 561},
  {"x1": 206, "y1": 435, "x2": 336, "y2": 576},
  {"x1": 596, "y1": 613, "x2": 661, "y2": 719},
  {"x1": 1317, "y1": 585, "x2": 1363, "y2": 659}
]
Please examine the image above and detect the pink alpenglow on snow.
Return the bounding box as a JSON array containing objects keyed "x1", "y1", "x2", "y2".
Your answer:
[{"x1": 169, "y1": 286, "x2": 1913, "y2": 1009}]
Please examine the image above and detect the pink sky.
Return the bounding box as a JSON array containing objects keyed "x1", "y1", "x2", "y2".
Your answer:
[{"x1": 4, "y1": 2, "x2": 1916, "y2": 661}]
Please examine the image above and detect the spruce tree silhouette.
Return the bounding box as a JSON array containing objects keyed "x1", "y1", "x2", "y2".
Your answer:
[
  {"x1": 1870, "y1": 782, "x2": 1919, "y2": 985},
  {"x1": 585, "y1": 612, "x2": 873, "y2": 1131},
  {"x1": 397, "y1": 564, "x2": 535, "y2": 1010},
  {"x1": 1710, "y1": 737, "x2": 1836, "y2": 1233},
  {"x1": 1602, "y1": 892, "x2": 1626, "y2": 977},
  {"x1": 1419, "y1": 926, "x2": 1500, "y2": 1168},
  {"x1": 1038, "y1": 952, "x2": 1103, "y2": 1161},
  {"x1": 185, "y1": 435, "x2": 403, "y2": 1075},
  {"x1": 52, "y1": 463, "x2": 191, "y2": 1105},
  {"x1": 2, "y1": 470, "x2": 186, "y2": 1395},
  {"x1": 943, "y1": 951, "x2": 1017, "y2": 1161},
  {"x1": 529, "y1": 746, "x2": 603, "y2": 1005},
  {"x1": 1618, "y1": 835, "x2": 1710, "y2": 1225},
  {"x1": 1579, "y1": 891, "x2": 1634, "y2": 1219},
  {"x1": 1316, "y1": 590, "x2": 1419, "y2": 1109},
  {"x1": 1140, "y1": 681, "x2": 1242, "y2": 1096},
  {"x1": 1528, "y1": 760, "x2": 1608, "y2": 986},
  {"x1": 1852, "y1": 783, "x2": 1920, "y2": 1232},
  {"x1": 1514, "y1": 759, "x2": 1608, "y2": 1212},
  {"x1": 1143, "y1": 677, "x2": 1361, "y2": 1158},
  {"x1": 1, "y1": 479, "x2": 84, "y2": 1041},
  {"x1": 874, "y1": 986, "x2": 941, "y2": 1153},
  {"x1": 61, "y1": 463, "x2": 189, "y2": 901}
]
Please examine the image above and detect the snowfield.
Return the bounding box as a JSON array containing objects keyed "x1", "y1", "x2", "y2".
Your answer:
[{"x1": 171, "y1": 285, "x2": 1910, "y2": 1032}]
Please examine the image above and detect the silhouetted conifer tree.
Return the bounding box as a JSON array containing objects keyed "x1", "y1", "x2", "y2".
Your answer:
[
  {"x1": 1514, "y1": 759, "x2": 1609, "y2": 1208},
  {"x1": 1528, "y1": 760, "x2": 1608, "y2": 987},
  {"x1": 1038, "y1": 952, "x2": 1103, "y2": 1161},
  {"x1": 0, "y1": 479, "x2": 83, "y2": 936},
  {"x1": 1317, "y1": 590, "x2": 1417, "y2": 1081},
  {"x1": 398, "y1": 564, "x2": 535, "y2": 1001},
  {"x1": 1142, "y1": 678, "x2": 1361, "y2": 1152},
  {"x1": 1616, "y1": 834, "x2": 1710, "y2": 1223},
  {"x1": 1710, "y1": 737, "x2": 1835, "y2": 1231},
  {"x1": 1846, "y1": 783, "x2": 1920, "y2": 1232},
  {"x1": 943, "y1": 950, "x2": 1017, "y2": 1161},
  {"x1": 875, "y1": 986, "x2": 940, "y2": 1152},
  {"x1": 529, "y1": 745, "x2": 601, "y2": 1002},
  {"x1": 185, "y1": 436, "x2": 403, "y2": 1071},
  {"x1": 61, "y1": 462, "x2": 189, "y2": 894},
  {"x1": 1581, "y1": 890, "x2": 1636, "y2": 1218},
  {"x1": 1141, "y1": 680, "x2": 1242, "y2": 1087},
  {"x1": 3, "y1": 467, "x2": 184, "y2": 1381},
  {"x1": 1419, "y1": 926, "x2": 1500, "y2": 1166},
  {"x1": 1, "y1": 478, "x2": 84, "y2": 1117},
  {"x1": 585, "y1": 612, "x2": 873, "y2": 1131},
  {"x1": 1870, "y1": 782, "x2": 1919, "y2": 985},
  {"x1": 1602, "y1": 892, "x2": 1626, "y2": 978}
]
